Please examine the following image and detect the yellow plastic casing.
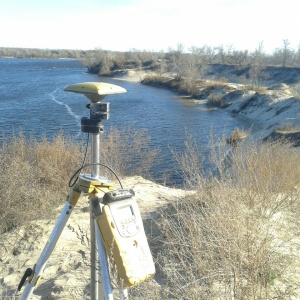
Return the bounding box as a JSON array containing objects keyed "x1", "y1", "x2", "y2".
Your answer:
[
  {"x1": 96, "y1": 199, "x2": 155, "y2": 287},
  {"x1": 78, "y1": 177, "x2": 114, "y2": 194},
  {"x1": 64, "y1": 82, "x2": 126, "y2": 102}
]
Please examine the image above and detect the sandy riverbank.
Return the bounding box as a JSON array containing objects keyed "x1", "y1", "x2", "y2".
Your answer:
[
  {"x1": 112, "y1": 70, "x2": 152, "y2": 82},
  {"x1": 113, "y1": 70, "x2": 300, "y2": 142}
]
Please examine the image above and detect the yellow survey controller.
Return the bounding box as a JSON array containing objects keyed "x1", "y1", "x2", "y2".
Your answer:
[{"x1": 97, "y1": 189, "x2": 155, "y2": 287}]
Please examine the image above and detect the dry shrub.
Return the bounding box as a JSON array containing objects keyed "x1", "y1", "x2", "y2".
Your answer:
[
  {"x1": 206, "y1": 93, "x2": 229, "y2": 108},
  {"x1": 276, "y1": 123, "x2": 300, "y2": 133},
  {"x1": 100, "y1": 126, "x2": 158, "y2": 179},
  {"x1": 153, "y1": 136, "x2": 300, "y2": 299},
  {"x1": 0, "y1": 127, "x2": 158, "y2": 233},
  {"x1": 226, "y1": 127, "x2": 248, "y2": 146},
  {"x1": 171, "y1": 132, "x2": 205, "y2": 189},
  {"x1": 0, "y1": 132, "x2": 83, "y2": 233},
  {"x1": 208, "y1": 77, "x2": 228, "y2": 85},
  {"x1": 291, "y1": 82, "x2": 300, "y2": 99},
  {"x1": 218, "y1": 77, "x2": 229, "y2": 84},
  {"x1": 255, "y1": 86, "x2": 268, "y2": 94}
]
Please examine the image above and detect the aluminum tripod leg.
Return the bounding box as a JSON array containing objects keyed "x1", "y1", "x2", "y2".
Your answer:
[
  {"x1": 90, "y1": 200, "x2": 104, "y2": 300},
  {"x1": 19, "y1": 202, "x2": 74, "y2": 300},
  {"x1": 94, "y1": 219, "x2": 114, "y2": 300}
]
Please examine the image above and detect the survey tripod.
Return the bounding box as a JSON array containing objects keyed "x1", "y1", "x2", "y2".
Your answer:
[{"x1": 17, "y1": 82, "x2": 155, "y2": 300}]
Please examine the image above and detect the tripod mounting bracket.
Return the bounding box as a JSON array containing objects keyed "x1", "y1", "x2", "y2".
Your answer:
[
  {"x1": 64, "y1": 82, "x2": 127, "y2": 103},
  {"x1": 81, "y1": 117, "x2": 103, "y2": 133}
]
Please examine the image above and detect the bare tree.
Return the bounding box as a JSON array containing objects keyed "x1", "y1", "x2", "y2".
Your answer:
[
  {"x1": 81, "y1": 49, "x2": 114, "y2": 74},
  {"x1": 187, "y1": 46, "x2": 208, "y2": 77},
  {"x1": 231, "y1": 50, "x2": 249, "y2": 68},
  {"x1": 272, "y1": 39, "x2": 295, "y2": 67},
  {"x1": 167, "y1": 43, "x2": 185, "y2": 80},
  {"x1": 282, "y1": 39, "x2": 290, "y2": 66},
  {"x1": 181, "y1": 49, "x2": 200, "y2": 94},
  {"x1": 281, "y1": 39, "x2": 295, "y2": 66},
  {"x1": 280, "y1": 39, "x2": 295, "y2": 67},
  {"x1": 113, "y1": 52, "x2": 126, "y2": 69},
  {"x1": 153, "y1": 51, "x2": 167, "y2": 77},
  {"x1": 217, "y1": 44, "x2": 235, "y2": 64},
  {"x1": 294, "y1": 44, "x2": 300, "y2": 67},
  {"x1": 249, "y1": 41, "x2": 266, "y2": 89},
  {"x1": 205, "y1": 46, "x2": 218, "y2": 64}
]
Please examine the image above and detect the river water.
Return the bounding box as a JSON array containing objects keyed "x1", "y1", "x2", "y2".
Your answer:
[{"x1": 0, "y1": 58, "x2": 254, "y2": 185}]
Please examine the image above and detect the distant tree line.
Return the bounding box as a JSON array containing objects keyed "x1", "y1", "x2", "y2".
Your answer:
[
  {"x1": 0, "y1": 47, "x2": 88, "y2": 59},
  {"x1": 1, "y1": 39, "x2": 300, "y2": 90},
  {"x1": 1, "y1": 39, "x2": 299, "y2": 67},
  {"x1": 79, "y1": 40, "x2": 300, "y2": 91}
]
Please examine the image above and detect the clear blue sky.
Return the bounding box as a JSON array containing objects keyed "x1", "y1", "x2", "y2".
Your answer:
[{"x1": 1, "y1": 0, "x2": 299, "y2": 53}]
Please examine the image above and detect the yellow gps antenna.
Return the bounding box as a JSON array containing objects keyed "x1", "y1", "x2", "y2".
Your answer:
[{"x1": 64, "y1": 82, "x2": 127, "y2": 102}]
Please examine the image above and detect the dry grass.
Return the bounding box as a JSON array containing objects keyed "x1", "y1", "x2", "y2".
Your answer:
[
  {"x1": 276, "y1": 123, "x2": 300, "y2": 133},
  {"x1": 143, "y1": 135, "x2": 300, "y2": 299},
  {"x1": 206, "y1": 77, "x2": 229, "y2": 86},
  {"x1": 0, "y1": 132, "x2": 83, "y2": 233},
  {"x1": 290, "y1": 82, "x2": 300, "y2": 99},
  {"x1": 226, "y1": 127, "x2": 248, "y2": 146},
  {"x1": 2, "y1": 129, "x2": 300, "y2": 299},
  {"x1": 0, "y1": 127, "x2": 157, "y2": 234},
  {"x1": 100, "y1": 126, "x2": 158, "y2": 179},
  {"x1": 206, "y1": 93, "x2": 230, "y2": 108}
]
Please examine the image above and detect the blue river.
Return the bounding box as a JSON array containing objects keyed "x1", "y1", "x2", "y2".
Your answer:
[{"x1": 0, "y1": 58, "x2": 255, "y2": 185}]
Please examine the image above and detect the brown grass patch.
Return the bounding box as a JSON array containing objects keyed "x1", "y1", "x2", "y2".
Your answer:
[
  {"x1": 140, "y1": 136, "x2": 300, "y2": 299},
  {"x1": 0, "y1": 127, "x2": 158, "y2": 234}
]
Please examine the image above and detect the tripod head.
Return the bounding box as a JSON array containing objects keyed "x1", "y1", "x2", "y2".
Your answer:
[{"x1": 64, "y1": 82, "x2": 127, "y2": 103}]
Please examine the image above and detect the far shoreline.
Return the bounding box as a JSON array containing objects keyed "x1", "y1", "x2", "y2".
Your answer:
[{"x1": 110, "y1": 69, "x2": 300, "y2": 145}]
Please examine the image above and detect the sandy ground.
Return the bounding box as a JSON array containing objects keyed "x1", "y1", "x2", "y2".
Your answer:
[
  {"x1": 112, "y1": 70, "x2": 152, "y2": 83},
  {"x1": 0, "y1": 176, "x2": 194, "y2": 299},
  {"x1": 222, "y1": 83, "x2": 300, "y2": 140}
]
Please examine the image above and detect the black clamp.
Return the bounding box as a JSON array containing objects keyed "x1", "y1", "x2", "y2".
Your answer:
[
  {"x1": 18, "y1": 268, "x2": 33, "y2": 291},
  {"x1": 81, "y1": 117, "x2": 103, "y2": 133}
]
